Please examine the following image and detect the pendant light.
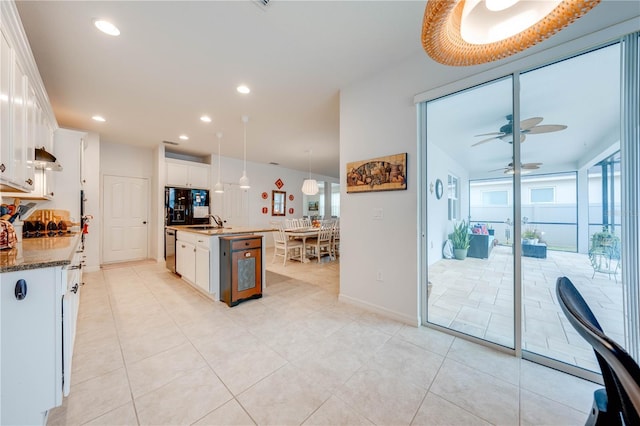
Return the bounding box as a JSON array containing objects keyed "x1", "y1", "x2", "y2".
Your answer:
[
  {"x1": 239, "y1": 116, "x2": 250, "y2": 189},
  {"x1": 301, "y1": 149, "x2": 319, "y2": 195},
  {"x1": 214, "y1": 132, "x2": 224, "y2": 194}
]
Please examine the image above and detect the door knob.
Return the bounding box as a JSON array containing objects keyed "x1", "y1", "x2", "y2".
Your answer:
[{"x1": 143, "y1": 221, "x2": 147, "y2": 224}]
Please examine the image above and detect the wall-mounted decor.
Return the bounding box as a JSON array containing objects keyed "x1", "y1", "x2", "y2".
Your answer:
[
  {"x1": 289, "y1": 208, "x2": 294, "y2": 215},
  {"x1": 275, "y1": 178, "x2": 284, "y2": 189},
  {"x1": 289, "y1": 194, "x2": 294, "y2": 201},
  {"x1": 435, "y1": 179, "x2": 444, "y2": 199},
  {"x1": 308, "y1": 201, "x2": 319, "y2": 211},
  {"x1": 272, "y1": 190, "x2": 286, "y2": 216},
  {"x1": 261, "y1": 191, "x2": 268, "y2": 200},
  {"x1": 346, "y1": 153, "x2": 407, "y2": 193},
  {"x1": 262, "y1": 207, "x2": 268, "y2": 214}
]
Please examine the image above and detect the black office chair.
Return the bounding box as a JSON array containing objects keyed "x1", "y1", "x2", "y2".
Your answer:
[{"x1": 556, "y1": 276, "x2": 640, "y2": 426}]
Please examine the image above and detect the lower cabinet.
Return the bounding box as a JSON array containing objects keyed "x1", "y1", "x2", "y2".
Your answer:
[
  {"x1": 176, "y1": 232, "x2": 213, "y2": 295},
  {"x1": 176, "y1": 240, "x2": 196, "y2": 284},
  {"x1": 1, "y1": 267, "x2": 65, "y2": 425},
  {"x1": 219, "y1": 235, "x2": 263, "y2": 307}
]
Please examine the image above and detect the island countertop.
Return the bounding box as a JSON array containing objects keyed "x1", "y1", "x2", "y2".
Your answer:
[
  {"x1": 167, "y1": 225, "x2": 275, "y2": 236},
  {"x1": 0, "y1": 233, "x2": 82, "y2": 273}
]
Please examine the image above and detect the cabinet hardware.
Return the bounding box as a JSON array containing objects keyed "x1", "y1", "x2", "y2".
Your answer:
[
  {"x1": 14, "y1": 279, "x2": 27, "y2": 300},
  {"x1": 244, "y1": 252, "x2": 251, "y2": 257},
  {"x1": 50, "y1": 192, "x2": 54, "y2": 196},
  {"x1": 68, "y1": 265, "x2": 81, "y2": 270},
  {"x1": 71, "y1": 284, "x2": 79, "y2": 294},
  {"x1": 0, "y1": 163, "x2": 5, "y2": 172},
  {"x1": 26, "y1": 178, "x2": 33, "y2": 185},
  {"x1": 143, "y1": 221, "x2": 147, "y2": 224}
]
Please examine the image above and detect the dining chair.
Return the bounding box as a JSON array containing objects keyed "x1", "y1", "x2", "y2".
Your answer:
[
  {"x1": 271, "y1": 222, "x2": 303, "y2": 266},
  {"x1": 331, "y1": 219, "x2": 340, "y2": 258},
  {"x1": 556, "y1": 276, "x2": 640, "y2": 426},
  {"x1": 306, "y1": 223, "x2": 333, "y2": 263}
]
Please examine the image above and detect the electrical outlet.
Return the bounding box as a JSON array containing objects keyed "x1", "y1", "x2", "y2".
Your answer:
[{"x1": 376, "y1": 271, "x2": 383, "y2": 281}]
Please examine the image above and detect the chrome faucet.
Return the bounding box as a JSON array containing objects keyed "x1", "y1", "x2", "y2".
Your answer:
[{"x1": 209, "y1": 214, "x2": 223, "y2": 227}]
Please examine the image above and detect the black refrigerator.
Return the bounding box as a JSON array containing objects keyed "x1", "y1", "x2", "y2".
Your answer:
[{"x1": 165, "y1": 187, "x2": 210, "y2": 226}]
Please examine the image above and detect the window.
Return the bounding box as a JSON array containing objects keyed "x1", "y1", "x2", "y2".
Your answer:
[
  {"x1": 448, "y1": 174, "x2": 459, "y2": 220},
  {"x1": 530, "y1": 187, "x2": 555, "y2": 203},
  {"x1": 482, "y1": 190, "x2": 508, "y2": 206}
]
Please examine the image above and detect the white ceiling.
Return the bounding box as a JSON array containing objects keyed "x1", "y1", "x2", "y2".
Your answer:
[{"x1": 14, "y1": 1, "x2": 640, "y2": 178}]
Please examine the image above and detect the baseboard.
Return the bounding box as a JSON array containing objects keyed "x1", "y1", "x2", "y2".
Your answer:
[{"x1": 338, "y1": 293, "x2": 420, "y2": 327}]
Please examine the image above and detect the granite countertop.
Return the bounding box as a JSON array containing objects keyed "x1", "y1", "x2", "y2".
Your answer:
[
  {"x1": 168, "y1": 225, "x2": 275, "y2": 236},
  {"x1": 0, "y1": 233, "x2": 82, "y2": 273}
]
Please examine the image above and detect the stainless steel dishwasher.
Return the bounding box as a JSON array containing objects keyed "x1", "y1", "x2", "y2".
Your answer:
[{"x1": 165, "y1": 228, "x2": 176, "y2": 273}]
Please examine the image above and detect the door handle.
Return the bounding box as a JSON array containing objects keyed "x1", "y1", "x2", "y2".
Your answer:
[
  {"x1": 143, "y1": 221, "x2": 147, "y2": 224},
  {"x1": 15, "y1": 279, "x2": 27, "y2": 300}
]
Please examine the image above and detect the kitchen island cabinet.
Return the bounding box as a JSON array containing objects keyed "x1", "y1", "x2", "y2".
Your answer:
[{"x1": 170, "y1": 226, "x2": 273, "y2": 301}]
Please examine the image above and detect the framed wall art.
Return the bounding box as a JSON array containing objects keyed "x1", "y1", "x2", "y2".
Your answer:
[{"x1": 346, "y1": 152, "x2": 407, "y2": 193}]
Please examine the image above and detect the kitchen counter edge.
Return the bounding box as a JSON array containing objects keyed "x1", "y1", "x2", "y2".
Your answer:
[
  {"x1": 0, "y1": 234, "x2": 82, "y2": 273},
  {"x1": 167, "y1": 226, "x2": 275, "y2": 236}
]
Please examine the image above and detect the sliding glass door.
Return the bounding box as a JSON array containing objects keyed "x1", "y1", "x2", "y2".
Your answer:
[
  {"x1": 422, "y1": 37, "x2": 638, "y2": 378},
  {"x1": 425, "y1": 77, "x2": 515, "y2": 349}
]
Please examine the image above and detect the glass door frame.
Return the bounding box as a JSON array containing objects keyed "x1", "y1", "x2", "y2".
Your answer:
[{"x1": 418, "y1": 36, "x2": 637, "y2": 382}]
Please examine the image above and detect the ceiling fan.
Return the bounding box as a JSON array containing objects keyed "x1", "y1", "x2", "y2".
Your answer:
[
  {"x1": 472, "y1": 114, "x2": 567, "y2": 147},
  {"x1": 489, "y1": 162, "x2": 543, "y2": 174}
]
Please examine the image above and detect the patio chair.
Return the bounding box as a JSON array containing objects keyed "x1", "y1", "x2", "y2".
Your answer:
[
  {"x1": 305, "y1": 223, "x2": 333, "y2": 263},
  {"x1": 272, "y1": 222, "x2": 303, "y2": 266},
  {"x1": 589, "y1": 239, "x2": 621, "y2": 282},
  {"x1": 556, "y1": 276, "x2": 640, "y2": 426}
]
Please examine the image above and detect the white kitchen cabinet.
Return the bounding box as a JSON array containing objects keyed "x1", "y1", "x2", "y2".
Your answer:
[
  {"x1": 195, "y1": 240, "x2": 210, "y2": 293},
  {"x1": 176, "y1": 231, "x2": 216, "y2": 295},
  {"x1": 176, "y1": 239, "x2": 196, "y2": 284},
  {"x1": 1, "y1": 266, "x2": 64, "y2": 425},
  {"x1": 0, "y1": 1, "x2": 56, "y2": 194},
  {"x1": 166, "y1": 159, "x2": 210, "y2": 189}
]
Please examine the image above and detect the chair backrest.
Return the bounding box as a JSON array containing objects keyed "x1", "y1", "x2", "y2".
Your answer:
[
  {"x1": 271, "y1": 221, "x2": 286, "y2": 243},
  {"x1": 556, "y1": 276, "x2": 640, "y2": 425}
]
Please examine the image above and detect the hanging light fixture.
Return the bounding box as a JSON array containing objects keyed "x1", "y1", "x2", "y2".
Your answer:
[
  {"x1": 421, "y1": 0, "x2": 601, "y2": 66},
  {"x1": 239, "y1": 116, "x2": 250, "y2": 189},
  {"x1": 301, "y1": 149, "x2": 319, "y2": 195},
  {"x1": 214, "y1": 132, "x2": 224, "y2": 194}
]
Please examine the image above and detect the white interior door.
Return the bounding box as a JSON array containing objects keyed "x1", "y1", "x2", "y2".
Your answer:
[
  {"x1": 211, "y1": 183, "x2": 249, "y2": 227},
  {"x1": 103, "y1": 175, "x2": 149, "y2": 263}
]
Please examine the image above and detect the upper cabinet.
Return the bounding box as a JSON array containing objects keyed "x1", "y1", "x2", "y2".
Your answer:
[
  {"x1": 166, "y1": 158, "x2": 210, "y2": 189},
  {"x1": 0, "y1": 0, "x2": 57, "y2": 194}
]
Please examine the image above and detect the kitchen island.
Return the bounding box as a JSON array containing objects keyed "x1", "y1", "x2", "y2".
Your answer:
[{"x1": 166, "y1": 225, "x2": 274, "y2": 301}]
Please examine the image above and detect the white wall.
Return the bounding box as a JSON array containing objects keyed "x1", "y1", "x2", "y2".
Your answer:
[{"x1": 82, "y1": 132, "x2": 100, "y2": 271}]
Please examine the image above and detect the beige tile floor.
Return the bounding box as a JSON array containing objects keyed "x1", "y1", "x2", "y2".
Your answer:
[
  {"x1": 428, "y1": 245, "x2": 623, "y2": 372},
  {"x1": 48, "y1": 248, "x2": 600, "y2": 425}
]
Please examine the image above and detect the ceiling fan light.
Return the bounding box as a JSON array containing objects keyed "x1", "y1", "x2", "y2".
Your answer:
[{"x1": 302, "y1": 179, "x2": 319, "y2": 195}]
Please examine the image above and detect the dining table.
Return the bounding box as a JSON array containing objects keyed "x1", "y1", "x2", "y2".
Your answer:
[{"x1": 284, "y1": 227, "x2": 320, "y2": 263}]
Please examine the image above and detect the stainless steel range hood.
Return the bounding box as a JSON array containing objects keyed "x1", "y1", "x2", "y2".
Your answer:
[{"x1": 34, "y1": 147, "x2": 63, "y2": 171}]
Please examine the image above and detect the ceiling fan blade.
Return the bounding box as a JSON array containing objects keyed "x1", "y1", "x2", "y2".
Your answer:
[
  {"x1": 472, "y1": 136, "x2": 501, "y2": 146},
  {"x1": 488, "y1": 167, "x2": 509, "y2": 172},
  {"x1": 522, "y1": 162, "x2": 543, "y2": 169},
  {"x1": 526, "y1": 124, "x2": 567, "y2": 134},
  {"x1": 520, "y1": 117, "x2": 543, "y2": 130},
  {"x1": 474, "y1": 131, "x2": 505, "y2": 137}
]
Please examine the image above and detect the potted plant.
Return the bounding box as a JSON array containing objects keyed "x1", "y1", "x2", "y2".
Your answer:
[
  {"x1": 521, "y1": 228, "x2": 540, "y2": 245},
  {"x1": 590, "y1": 226, "x2": 620, "y2": 253},
  {"x1": 450, "y1": 220, "x2": 470, "y2": 260}
]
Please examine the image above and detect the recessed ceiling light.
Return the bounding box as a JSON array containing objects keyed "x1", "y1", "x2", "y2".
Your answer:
[
  {"x1": 200, "y1": 115, "x2": 212, "y2": 123},
  {"x1": 93, "y1": 19, "x2": 120, "y2": 36},
  {"x1": 179, "y1": 135, "x2": 189, "y2": 141},
  {"x1": 92, "y1": 115, "x2": 106, "y2": 122},
  {"x1": 237, "y1": 85, "x2": 250, "y2": 94}
]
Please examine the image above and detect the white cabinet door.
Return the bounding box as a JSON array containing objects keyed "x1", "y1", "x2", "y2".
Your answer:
[
  {"x1": 0, "y1": 31, "x2": 11, "y2": 182},
  {"x1": 11, "y1": 58, "x2": 28, "y2": 190},
  {"x1": 166, "y1": 161, "x2": 189, "y2": 187},
  {"x1": 195, "y1": 245, "x2": 210, "y2": 292},
  {"x1": 188, "y1": 164, "x2": 210, "y2": 189},
  {"x1": 176, "y1": 240, "x2": 196, "y2": 283},
  {"x1": 1, "y1": 267, "x2": 64, "y2": 425}
]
